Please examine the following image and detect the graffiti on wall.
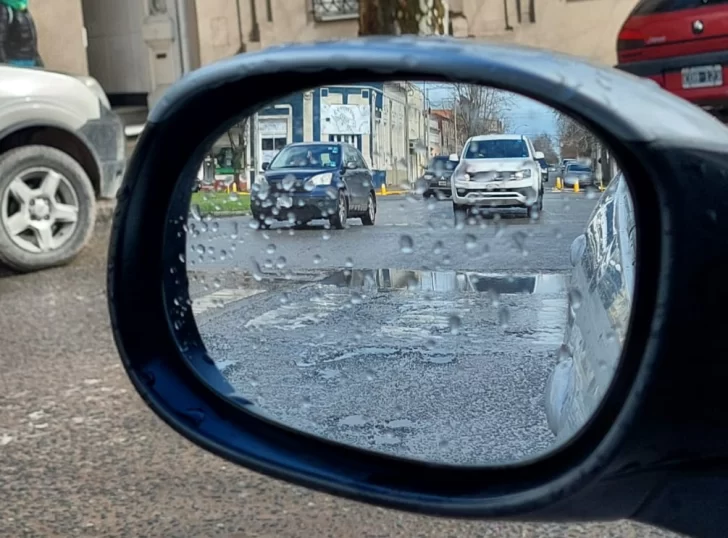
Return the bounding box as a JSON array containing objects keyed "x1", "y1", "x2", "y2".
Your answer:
[
  {"x1": 321, "y1": 103, "x2": 371, "y2": 135},
  {"x1": 0, "y1": 0, "x2": 43, "y2": 68}
]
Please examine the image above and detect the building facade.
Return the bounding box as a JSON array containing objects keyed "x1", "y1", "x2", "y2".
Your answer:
[{"x1": 33, "y1": 0, "x2": 636, "y2": 96}]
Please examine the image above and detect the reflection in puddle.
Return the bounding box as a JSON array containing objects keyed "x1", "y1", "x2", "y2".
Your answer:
[{"x1": 319, "y1": 269, "x2": 567, "y2": 295}]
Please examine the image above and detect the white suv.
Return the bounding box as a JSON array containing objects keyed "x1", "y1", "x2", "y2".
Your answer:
[{"x1": 450, "y1": 134, "x2": 545, "y2": 220}]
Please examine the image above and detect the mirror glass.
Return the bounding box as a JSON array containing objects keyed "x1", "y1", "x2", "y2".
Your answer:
[{"x1": 179, "y1": 81, "x2": 635, "y2": 466}]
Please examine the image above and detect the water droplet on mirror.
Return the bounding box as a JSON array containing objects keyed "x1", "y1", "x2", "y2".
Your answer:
[
  {"x1": 448, "y1": 314, "x2": 461, "y2": 335},
  {"x1": 399, "y1": 235, "x2": 414, "y2": 254},
  {"x1": 178, "y1": 253, "x2": 185, "y2": 263},
  {"x1": 498, "y1": 306, "x2": 510, "y2": 328},
  {"x1": 190, "y1": 204, "x2": 202, "y2": 221},
  {"x1": 569, "y1": 289, "x2": 583, "y2": 310},
  {"x1": 266, "y1": 244, "x2": 276, "y2": 254},
  {"x1": 276, "y1": 256, "x2": 287, "y2": 269},
  {"x1": 313, "y1": 254, "x2": 322, "y2": 265},
  {"x1": 345, "y1": 258, "x2": 354, "y2": 268}
]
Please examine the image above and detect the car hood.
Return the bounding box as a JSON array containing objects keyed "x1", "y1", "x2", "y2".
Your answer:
[
  {"x1": 458, "y1": 158, "x2": 537, "y2": 173},
  {"x1": 264, "y1": 168, "x2": 337, "y2": 181}
]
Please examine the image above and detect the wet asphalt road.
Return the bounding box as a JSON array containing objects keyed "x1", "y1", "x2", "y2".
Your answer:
[
  {"x1": 0, "y1": 197, "x2": 684, "y2": 536},
  {"x1": 190, "y1": 192, "x2": 594, "y2": 465}
]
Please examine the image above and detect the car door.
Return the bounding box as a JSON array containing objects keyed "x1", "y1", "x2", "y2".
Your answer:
[
  {"x1": 354, "y1": 146, "x2": 374, "y2": 207},
  {"x1": 342, "y1": 144, "x2": 365, "y2": 210}
]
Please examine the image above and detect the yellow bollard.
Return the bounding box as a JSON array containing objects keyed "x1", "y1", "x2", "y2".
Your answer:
[
  {"x1": 232, "y1": 182, "x2": 238, "y2": 193},
  {"x1": 555, "y1": 177, "x2": 563, "y2": 191},
  {"x1": 573, "y1": 179, "x2": 580, "y2": 193},
  {"x1": 381, "y1": 184, "x2": 387, "y2": 195}
]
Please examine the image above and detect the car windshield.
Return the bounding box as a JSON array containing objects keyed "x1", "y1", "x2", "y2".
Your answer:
[
  {"x1": 464, "y1": 139, "x2": 529, "y2": 159},
  {"x1": 567, "y1": 164, "x2": 591, "y2": 173},
  {"x1": 268, "y1": 144, "x2": 341, "y2": 170},
  {"x1": 428, "y1": 157, "x2": 455, "y2": 172}
]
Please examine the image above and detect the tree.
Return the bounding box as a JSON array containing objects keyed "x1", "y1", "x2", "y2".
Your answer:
[
  {"x1": 224, "y1": 118, "x2": 249, "y2": 188},
  {"x1": 554, "y1": 112, "x2": 596, "y2": 160},
  {"x1": 450, "y1": 83, "x2": 513, "y2": 143},
  {"x1": 532, "y1": 133, "x2": 558, "y2": 163},
  {"x1": 359, "y1": 0, "x2": 449, "y2": 36}
]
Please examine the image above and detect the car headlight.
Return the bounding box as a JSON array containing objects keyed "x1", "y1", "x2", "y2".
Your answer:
[
  {"x1": 305, "y1": 172, "x2": 333, "y2": 189},
  {"x1": 514, "y1": 169, "x2": 532, "y2": 179},
  {"x1": 454, "y1": 172, "x2": 470, "y2": 182},
  {"x1": 424, "y1": 173, "x2": 434, "y2": 179}
]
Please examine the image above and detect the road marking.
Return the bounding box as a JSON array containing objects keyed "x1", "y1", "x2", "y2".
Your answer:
[{"x1": 192, "y1": 288, "x2": 265, "y2": 317}]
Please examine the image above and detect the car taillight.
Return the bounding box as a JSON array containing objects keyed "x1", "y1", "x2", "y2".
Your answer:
[{"x1": 617, "y1": 27, "x2": 645, "y2": 53}]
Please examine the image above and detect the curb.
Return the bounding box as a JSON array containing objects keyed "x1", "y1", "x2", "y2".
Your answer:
[{"x1": 96, "y1": 200, "x2": 117, "y2": 224}]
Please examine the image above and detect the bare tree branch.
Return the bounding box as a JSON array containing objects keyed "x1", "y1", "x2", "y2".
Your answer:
[{"x1": 449, "y1": 84, "x2": 513, "y2": 142}]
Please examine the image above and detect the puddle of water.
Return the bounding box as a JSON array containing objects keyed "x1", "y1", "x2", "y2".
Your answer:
[{"x1": 319, "y1": 269, "x2": 567, "y2": 295}]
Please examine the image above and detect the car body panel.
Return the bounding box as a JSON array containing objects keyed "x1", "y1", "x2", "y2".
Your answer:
[
  {"x1": 451, "y1": 135, "x2": 542, "y2": 208},
  {"x1": 0, "y1": 65, "x2": 125, "y2": 199},
  {"x1": 544, "y1": 173, "x2": 635, "y2": 443},
  {"x1": 617, "y1": 0, "x2": 728, "y2": 110},
  {"x1": 252, "y1": 142, "x2": 374, "y2": 223}
]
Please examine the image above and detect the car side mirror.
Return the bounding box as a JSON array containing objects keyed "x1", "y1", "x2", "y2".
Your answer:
[
  {"x1": 345, "y1": 161, "x2": 357, "y2": 169},
  {"x1": 107, "y1": 37, "x2": 728, "y2": 537},
  {"x1": 534, "y1": 151, "x2": 545, "y2": 160},
  {"x1": 261, "y1": 162, "x2": 269, "y2": 170}
]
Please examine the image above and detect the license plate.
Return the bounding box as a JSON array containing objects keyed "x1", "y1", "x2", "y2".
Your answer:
[
  {"x1": 681, "y1": 65, "x2": 723, "y2": 89},
  {"x1": 439, "y1": 181, "x2": 448, "y2": 186}
]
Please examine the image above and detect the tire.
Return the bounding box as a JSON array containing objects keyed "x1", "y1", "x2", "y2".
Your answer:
[
  {"x1": 361, "y1": 191, "x2": 376, "y2": 226},
  {"x1": 0, "y1": 145, "x2": 96, "y2": 273},
  {"x1": 453, "y1": 202, "x2": 468, "y2": 225},
  {"x1": 329, "y1": 190, "x2": 348, "y2": 230},
  {"x1": 528, "y1": 193, "x2": 543, "y2": 220}
]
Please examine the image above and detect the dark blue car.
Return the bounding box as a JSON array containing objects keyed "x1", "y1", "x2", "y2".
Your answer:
[{"x1": 251, "y1": 142, "x2": 377, "y2": 229}]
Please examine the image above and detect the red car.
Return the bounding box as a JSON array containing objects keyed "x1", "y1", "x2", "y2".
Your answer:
[{"x1": 616, "y1": 0, "x2": 728, "y2": 120}]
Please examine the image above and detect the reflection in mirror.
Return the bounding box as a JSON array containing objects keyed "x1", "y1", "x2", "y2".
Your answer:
[{"x1": 180, "y1": 81, "x2": 635, "y2": 466}]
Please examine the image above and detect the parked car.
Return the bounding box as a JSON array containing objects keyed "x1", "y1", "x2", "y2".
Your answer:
[
  {"x1": 563, "y1": 162, "x2": 596, "y2": 187},
  {"x1": 450, "y1": 134, "x2": 544, "y2": 220},
  {"x1": 251, "y1": 141, "x2": 376, "y2": 229},
  {"x1": 0, "y1": 65, "x2": 126, "y2": 273},
  {"x1": 544, "y1": 172, "x2": 636, "y2": 444},
  {"x1": 420, "y1": 155, "x2": 457, "y2": 198},
  {"x1": 616, "y1": 0, "x2": 728, "y2": 120}
]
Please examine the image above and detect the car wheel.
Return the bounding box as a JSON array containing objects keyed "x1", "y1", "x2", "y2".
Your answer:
[
  {"x1": 361, "y1": 192, "x2": 376, "y2": 226},
  {"x1": 0, "y1": 145, "x2": 96, "y2": 273},
  {"x1": 329, "y1": 190, "x2": 348, "y2": 230},
  {"x1": 453, "y1": 202, "x2": 468, "y2": 225},
  {"x1": 528, "y1": 195, "x2": 543, "y2": 220}
]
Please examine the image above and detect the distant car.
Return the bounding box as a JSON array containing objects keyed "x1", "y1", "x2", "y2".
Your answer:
[
  {"x1": 0, "y1": 65, "x2": 126, "y2": 273},
  {"x1": 616, "y1": 0, "x2": 728, "y2": 120},
  {"x1": 563, "y1": 162, "x2": 596, "y2": 187},
  {"x1": 420, "y1": 155, "x2": 456, "y2": 198},
  {"x1": 450, "y1": 134, "x2": 544, "y2": 220},
  {"x1": 544, "y1": 172, "x2": 635, "y2": 443},
  {"x1": 251, "y1": 141, "x2": 376, "y2": 229}
]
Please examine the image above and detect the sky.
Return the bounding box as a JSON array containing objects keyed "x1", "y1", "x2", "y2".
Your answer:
[{"x1": 420, "y1": 82, "x2": 558, "y2": 141}]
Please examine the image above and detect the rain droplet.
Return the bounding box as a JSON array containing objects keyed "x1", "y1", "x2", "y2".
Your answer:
[
  {"x1": 313, "y1": 254, "x2": 322, "y2": 265},
  {"x1": 276, "y1": 256, "x2": 287, "y2": 269},
  {"x1": 190, "y1": 204, "x2": 202, "y2": 221},
  {"x1": 345, "y1": 258, "x2": 354, "y2": 268},
  {"x1": 282, "y1": 175, "x2": 296, "y2": 191},
  {"x1": 432, "y1": 240, "x2": 444, "y2": 255},
  {"x1": 498, "y1": 306, "x2": 510, "y2": 328},
  {"x1": 213, "y1": 278, "x2": 221, "y2": 289},
  {"x1": 266, "y1": 244, "x2": 276, "y2": 254},
  {"x1": 178, "y1": 253, "x2": 185, "y2": 263},
  {"x1": 569, "y1": 289, "x2": 583, "y2": 310},
  {"x1": 464, "y1": 234, "x2": 477, "y2": 251},
  {"x1": 322, "y1": 230, "x2": 331, "y2": 241},
  {"x1": 399, "y1": 235, "x2": 414, "y2": 254},
  {"x1": 448, "y1": 314, "x2": 461, "y2": 335}
]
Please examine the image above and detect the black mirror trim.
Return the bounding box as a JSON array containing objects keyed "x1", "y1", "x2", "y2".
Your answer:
[{"x1": 107, "y1": 37, "x2": 728, "y2": 530}]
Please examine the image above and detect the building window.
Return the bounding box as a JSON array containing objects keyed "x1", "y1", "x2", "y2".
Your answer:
[
  {"x1": 312, "y1": 0, "x2": 359, "y2": 22},
  {"x1": 361, "y1": 90, "x2": 369, "y2": 99},
  {"x1": 321, "y1": 88, "x2": 329, "y2": 97},
  {"x1": 329, "y1": 134, "x2": 361, "y2": 150},
  {"x1": 261, "y1": 137, "x2": 287, "y2": 151}
]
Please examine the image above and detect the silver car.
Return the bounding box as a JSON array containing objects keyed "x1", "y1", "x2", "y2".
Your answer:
[
  {"x1": 544, "y1": 172, "x2": 635, "y2": 444},
  {"x1": 563, "y1": 162, "x2": 596, "y2": 187}
]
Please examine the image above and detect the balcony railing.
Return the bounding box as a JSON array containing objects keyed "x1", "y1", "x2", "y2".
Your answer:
[{"x1": 312, "y1": 0, "x2": 359, "y2": 22}]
